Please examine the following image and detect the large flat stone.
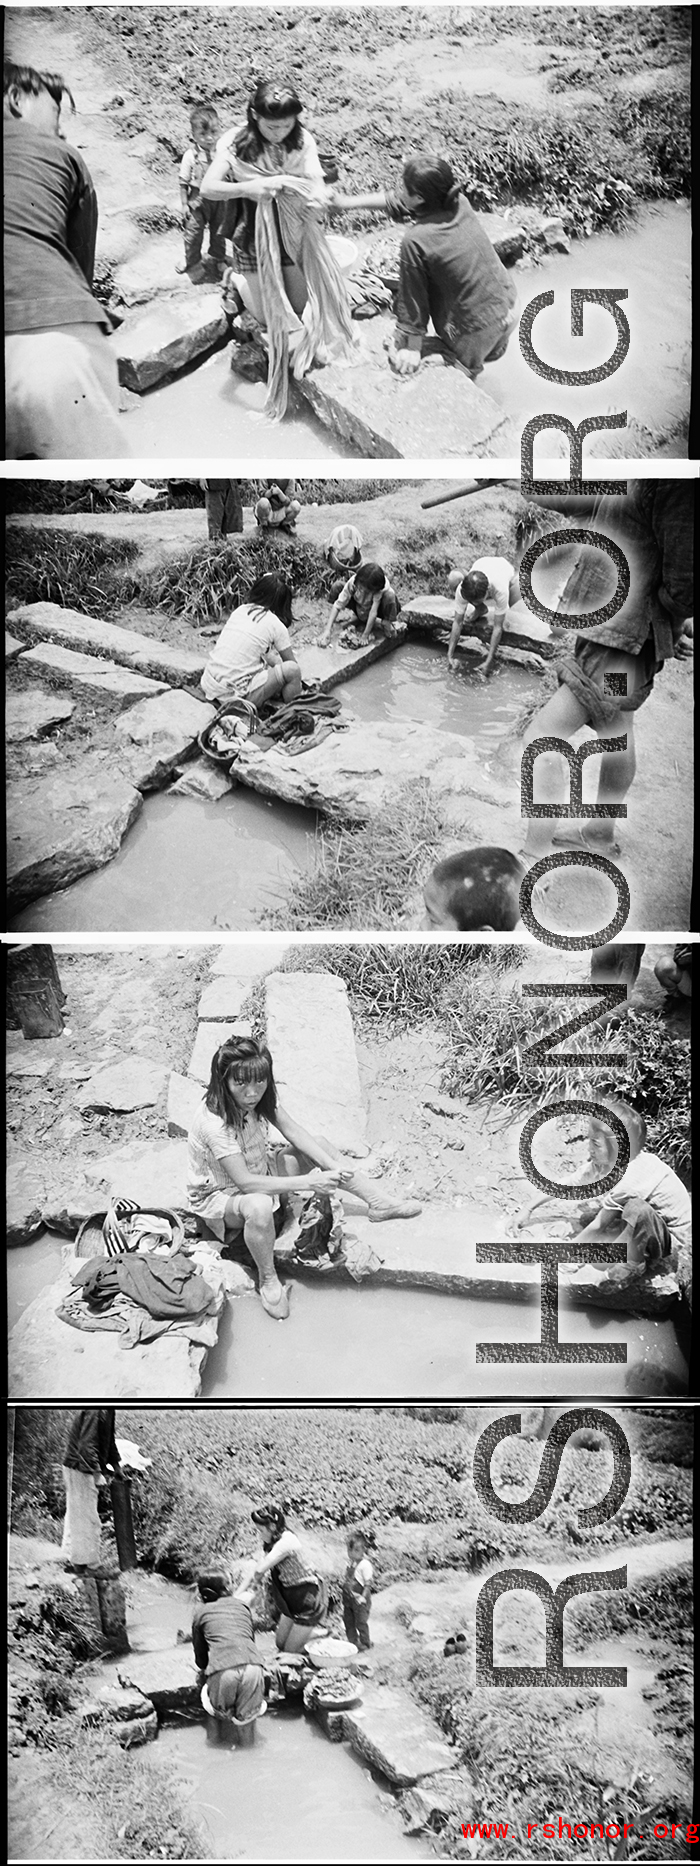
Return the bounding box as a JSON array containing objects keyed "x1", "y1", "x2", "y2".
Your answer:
[
  {"x1": 9, "y1": 602, "x2": 206, "y2": 688},
  {"x1": 6, "y1": 687, "x2": 75, "y2": 741},
  {"x1": 209, "y1": 943, "x2": 289, "y2": 978},
  {"x1": 265, "y1": 971, "x2": 367, "y2": 1154},
  {"x1": 19, "y1": 643, "x2": 168, "y2": 704},
  {"x1": 232, "y1": 714, "x2": 489, "y2": 824},
  {"x1": 298, "y1": 632, "x2": 402, "y2": 693},
  {"x1": 109, "y1": 292, "x2": 229, "y2": 391},
  {"x1": 167, "y1": 1072, "x2": 204, "y2": 1138},
  {"x1": 113, "y1": 690, "x2": 215, "y2": 791},
  {"x1": 83, "y1": 1138, "x2": 191, "y2": 1210},
  {"x1": 112, "y1": 231, "x2": 188, "y2": 307},
  {"x1": 6, "y1": 758, "x2": 143, "y2": 912},
  {"x1": 8, "y1": 1247, "x2": 226, "y2": 1400},
  {"x1": 6, "y1": 1157, "x2": 47, "y2": 1246},
  {"x1": 188, "y1": 1020, "x2": 252, "y2": 1085},
  {"x1": 402, "y1": 593, "x2": 553, "y2": 657},
  {"x1": 170, "y1": 756, "x2": 234, "y2": 802},
  {"x1": 343, "y1": 1685, "x2": 453, "y2": 1786},
  {"x1": 277, "y1": 1204, "x2": 540, "y2": 1302},
  {"x1": 197, "y1": 979, "x2": 251, "y2": 1020},
  {"x1": 296, "y1": 318, "x2": 515, "y2": 459},
  {"x1": 117, "y1": 1647, "x2": 200, "y2": 1713},
  {"x1": 77, "y1": 1058, "x2": 168, "y2": 1114}
]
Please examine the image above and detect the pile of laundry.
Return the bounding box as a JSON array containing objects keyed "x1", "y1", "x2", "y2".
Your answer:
[{"x1": 57, "y1": 1202, "x2": 222, "y2": 1350}]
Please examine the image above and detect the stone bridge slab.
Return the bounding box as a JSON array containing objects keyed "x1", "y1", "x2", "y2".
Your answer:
[
  {"x1": 295, "y1": 318, "x2": 516, "y2": 459},
  {"x1": 7, "y1": 758, "x2": 143, "y2": 912},
  {"x1": 6, "y1": 687, "x2": 75, "y2": 741},
  {"x1": 109, "y1": 292, "x2": 229, "y2": 391},
  {"x1": 9, "y1": 602, "x2": 206, "y2": 687},
  {"x1": 188, "y1": 1020, "x2": 252, "y2": 1085},
  {"x1": 343, "y1": 1685, "x2": 453, "y2": 1785},
  {"x1": 403, "y1": 593, "x2": 553, "y2": 658},
  {"x1": 232, "y1": 714, "x2": 489, "y2": 823},
  {"x1": 278, "y1": 1205, "x2": 540, "y2": 1302},
  {"x1": 265, "y1": 971, "x2": 367, "y2": 1155},
  {"x1": 197, "y1": 978, "x2": 251, "y2": 1020},
  {"x1": 19, "y1": 643, "x2": 168, "y2": 704},
  {"x1": 117, "y1": 1647, "x2": 200, "y2": 1713},
  {"x1": 114, "y1": 689, "x2": 215, "y2": 791}
]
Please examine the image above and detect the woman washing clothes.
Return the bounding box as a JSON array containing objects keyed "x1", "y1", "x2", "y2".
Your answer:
[
  {"x1": 200, "y1": 571, "x2": 302, "y2": 707},
  {"x1": 330, "y1": 154, "x2": 518, "y2": 380},
  {"x1": 186, "y1": 1035, "x2": 421, "y2": 1321},
  {"x1": 200, "y1": 76, "x2": 354, "y2": 417},
  {"x1": 246, "y1": 1504, "x2": 329, "y2": 1652}
]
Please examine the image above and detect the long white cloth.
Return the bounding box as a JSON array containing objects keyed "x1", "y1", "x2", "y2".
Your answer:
[{"x1": 61, "y1": 1466, "x2": 102, "y2": 1567}]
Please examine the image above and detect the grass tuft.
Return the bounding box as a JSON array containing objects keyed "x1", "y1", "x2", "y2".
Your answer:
[{"x1": 266, "y1": 780, "x2": 448, "y2": 931}]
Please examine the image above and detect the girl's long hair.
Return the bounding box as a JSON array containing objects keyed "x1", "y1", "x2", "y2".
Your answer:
[
  {"x1": 236, "y1": 76, "x2": 304, "y2": 163},
  {"x1": 206, "y1": 1035, "x2": 278, "y2": 1129},
  {"x1": 353, "y1": 561, "x2": 386, "y2": 594},
  {"x1": 402, "y1": 155, "x2": 460, "y2": 213},
  {"x1": 248, "y1": 571, "x2": 295, "y2": 628}
]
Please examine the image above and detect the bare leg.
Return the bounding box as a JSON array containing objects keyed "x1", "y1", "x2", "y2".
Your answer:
[
  {"x1": 226, "y1": 1193, "x2": 284, "y2": 1307},
  {"x1": 521, "y1": 683, "x2": 590, "y2": 855}
]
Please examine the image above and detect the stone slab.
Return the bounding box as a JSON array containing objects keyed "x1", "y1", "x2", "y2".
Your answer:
[
  {"x1": 6, "y1": 758, "x2": 143, "y2": 912},
  {"x1": 298, "y1": 632, "x2": 403, "y2": 693},
  {"x1": 83, "y1": 1138, "x2": 191, "y2": 1210},
  {"x1": 109, "y1": 292, "x2": 229, "y2": 391},
  {"x1": 277, "y1": 1205, "x2": 540, "y2": 1302},
  {"x1": 265, "y1": 971, "x2": 367, "y2": 1154},
  {"x1": 116, "y1": 1646, "x2": 200, "y2": 1712},
  {"x1": 9, "y1": 602, "x2": 206, "y2": 688},
  {"x1": 6, "y1": 1158, "x2": 47, "y2": 1247},
  {"x1": 77, "y1": 1058, "x2": 168, "y2": 1113},
  {"x1": 232, "y1": 715, "x2": 490, "y2": 824},
  {"x1": 6, "y1": 631, "x2": 24, "y2": 662},
  {"x1": 6, "y1": 687, "x2": 75, "y2": 741},
  {"x1": 7, "y1": 1034, "x2": 62, "y2": 1078},
  {"x1": 560, "y1": 1265, "x2": 682, "y2": 1319},
  {"x1": 209, "y1": 944, "x2": 290, "y2": 977},
  {"x1": 8, "y1": 1248, "x2": 226, "y2": 1400},
  {"x1": 167, "y1": 1072, "x2": 205, "y2": 1138},
  {"x1": 113, "y1": 689, "x2": 216, "y2": 791},
  {"x1": 295, "y1": 318, "x2": 516, "y2": 459},
  {"x1": 170, "y1": 756, "x2": 234, "y2": 801},
  {"x1": 343, "y1": 1685, "x2": 453, "y2": 1786},
  {"x1": 19, "y1": 643, "x2": 168, "y2": 704},
  {"x1": 403, "y1": 593, "x2": 553, "y2": 654},
  {"x1": 188, "y1": 1020, "x2": 252, "y2": 1085},
  {"x1": 197, "y1": 979, "x2": 251, "y2": 1020}
]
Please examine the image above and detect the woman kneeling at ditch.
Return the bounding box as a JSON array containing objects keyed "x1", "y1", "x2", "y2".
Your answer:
[
  {"x1": 187, "y1": 1035, "x2": 421, "y2": 1320},
  {"x1": 193, "y1": 1568, "x2": 266, "y2": 1735},
  {"x1": 245, "y1": 1503, "x2": 329, "y2": 1652}
]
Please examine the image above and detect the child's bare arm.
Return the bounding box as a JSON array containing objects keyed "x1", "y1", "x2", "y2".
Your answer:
[{"x1": 360, "y1": 595, "x2": 382, "y2": 642}]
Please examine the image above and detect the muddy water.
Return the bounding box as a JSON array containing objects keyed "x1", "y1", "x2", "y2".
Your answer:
[
  {"x1": 10, "y1": 787, "x2": 315, "y2": 935},
  {"x1": 486, "y1": 203, "x2": 691, "y2": 449},
  {"x1": 7, "y1": 1232, "x2": 66, "y2": 1333},
  {"x1": 201, "y1": 1281, "x2": 688, "y2": 1400},
  {"x1": 345, "y1": 641, "x2": 533, "y2": 751},
  {"x1": 122, "y1": 344, "x2": 354, "y2": 461},
  {"x1": 157, "y1": 1712, "x2": 433, "y2": 1863}
]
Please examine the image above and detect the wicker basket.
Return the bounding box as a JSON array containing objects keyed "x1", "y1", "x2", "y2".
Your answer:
[{"x1": 74, "y1": 1206, "x2": 185, "y2": 1259}]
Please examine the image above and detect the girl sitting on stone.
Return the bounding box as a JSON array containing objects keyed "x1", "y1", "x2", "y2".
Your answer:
[{"x1": 187, "y1": 1036, "x2": 421, "y2": 1321}]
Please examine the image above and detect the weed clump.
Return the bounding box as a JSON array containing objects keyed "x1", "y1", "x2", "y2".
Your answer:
[
  {"x1": 5, "y1": 527, "x2": 139, "y2": 615},
  {"x1": 268, "y1": 780, "x2": 448, "y2": 931},
  {"x1": 139, "y1": 534, "x2": 329, "y2": 623}
]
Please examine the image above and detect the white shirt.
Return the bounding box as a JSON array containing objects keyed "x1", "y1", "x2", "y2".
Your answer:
[
  {"x1": 600, "y1": 1150, "x2": 691, "y2": 1255},
  {"x1": 202, "y1": 603, "x2": 290, "y2": 701},
  {"x1": 455, "y1": 555, "x2": 514, "y2": 622}
]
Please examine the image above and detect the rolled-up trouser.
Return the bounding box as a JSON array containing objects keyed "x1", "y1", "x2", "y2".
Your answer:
[
  {"x1": 599, "y1": 1197, "x2": 674, "y2": 1270},
  {"x1": 208, "y1": 1663, "x2": 265, "y2": 1723},
  {"x1": 5, "y1": 322, "x2": 128, "y2": 460},
  {"x1": 183, "y1": 198, "x2": 227, "y2": 268}
]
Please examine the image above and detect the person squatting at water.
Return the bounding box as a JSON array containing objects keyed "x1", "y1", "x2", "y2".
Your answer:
[
  {"x1": 192, "y1": 1569, "x2": 266, "y2": 1730},
  {"x1": 342, "y1": 1530, "x2": 373, "y2": 1650},
  {"x1": 200, "y1": 76, "x2": 354, "y2": 418},
  {"x1": 516, "y1": 1097, "x2": 692, "y2": 1299},
  {"x1": 61, "y1": 1408, "x2": 123, "y2": 1574},
  {"x1": 200, "y1": 572, "x2": 303, "y2": 707},
  {"x1": 330, "y1": 155, "x2": 518, "y2": 380},
  {"x1": 447, "y1": 554, "x2": 519, "y2": 679},
  {"x1": 3, "y1": 61, "x2": 127, "y2": 459},
  {"x1": 318, "y1": 561, "x2": 401, "y2": 649},
  {"x1": 246, "y1": 1505, "x2": 329, "y2": 1652},
  {"x1": 423, "y1": 847, "x2": 526, "y2": 931},
  {"x1": 186, "y1": 1036, "x2": 421, "y2": 1320},
  {"x1": 177, "y1": 104, "x2": 227, "y2": 283},
  {"x1": 521, "y1": 481, "x2": 694, "y2": 860}
]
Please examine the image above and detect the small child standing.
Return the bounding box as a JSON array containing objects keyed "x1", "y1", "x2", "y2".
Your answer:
[
  {"x1": 342, "y1": 1531, "x2": 373, "y2": 1650},
  {"x1": 319, "y1": 561, "x2": 400, "y2": 648},
  {"x1": 178, "y1": 105, "x2": 227, "y2": 281}
]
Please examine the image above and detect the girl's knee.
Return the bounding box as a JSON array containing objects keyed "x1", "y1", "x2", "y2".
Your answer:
[{"x1": 243, "y1": 1193, "x2": 275, "y2": 1230}]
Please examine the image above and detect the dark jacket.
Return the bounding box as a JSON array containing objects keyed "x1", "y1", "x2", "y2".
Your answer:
[
  {"x1": 192, "y1": 1596, "x2": 261, "y2": 1676},
  {"x1": 4, "y1": 118, "x2": 108, "y2": 334},
  {"x1": 63, "y1": 1409, "x2": 120, "y2": 1478}
]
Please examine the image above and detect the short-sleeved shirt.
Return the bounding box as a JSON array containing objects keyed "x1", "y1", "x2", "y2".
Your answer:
[
  {"x1": 345, "y1": 1556, "x2": 373, "y2": 1591},
  {"x1": 187, "y1": 1101, "x2": 271, "y2": 1207},
  {"x1": 201, "y1": 603, "x2": 291, "y2": 701},
  {"x1": 179, "y1": 145, "x2": 212, "y2": 195},
  {"x1": 192, "y1": 1596, "x2": 260, "y2": 1676},
  {"x1": 600, "y1": 1151, "x2": 691, "y2": 1258},
  {"x1": 456, "y1": 556, "x2": 514, "y2": 623},
  {"x1": 4, "y1": 118, "x2": 108, "y2": 334},
  {"x1": 336, "y1": 572, "x2": 396, "y2": 621}
]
